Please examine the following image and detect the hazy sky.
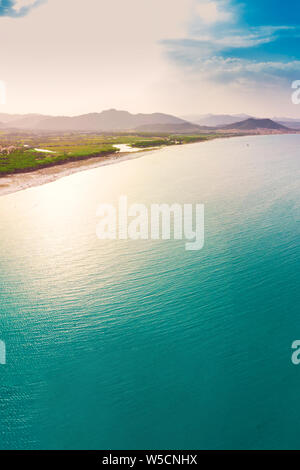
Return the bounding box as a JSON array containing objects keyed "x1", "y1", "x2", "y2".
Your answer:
[{"x1": 0, "y1": 0, "x2": 300, "y2": 117}]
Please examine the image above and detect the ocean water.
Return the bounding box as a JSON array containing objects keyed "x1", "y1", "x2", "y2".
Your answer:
[{"x1": 0, "y1": 134, "x2": 300, "y2": 450}]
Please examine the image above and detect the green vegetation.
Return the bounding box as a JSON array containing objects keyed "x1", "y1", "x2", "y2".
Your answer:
[
  {"x1": 132, "y1": 139, "x2": 168, "y2": 148},
  {"x1": 130, "y1": 134, "x2": 216, "y2": 148},
  {"x1": 0, "y1": 131, "x2": 222, "y2": 175},
  {"x1": 0, "y1": 144, "x2": 117, "y2": 174}
]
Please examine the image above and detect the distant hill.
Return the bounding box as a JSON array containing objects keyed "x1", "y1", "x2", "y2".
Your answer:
[
  {"x1": 277, "y1": 121, "x2": 300, "y2": 130},
  {"x1": 6, "y1": 115, "x2": 50, "y2": 129},
  {"x1": 272, "y1": 117, "x2": 300, "y2": 129},
  {"x1": 0, "y1": 113, "x2": 49, "y2": 125},
  {"x1": 223, "y1": 118, "x2": 290, "y2": 131},
  {"x1": 35, "y1": 109, "x2": 190, "y2": 132},
  {"x1": 0, "y1": 109, "x2": 191, "y2": 132},
  {"x1": 182, "y1": 113, "x2": 252, "y2": 127}
]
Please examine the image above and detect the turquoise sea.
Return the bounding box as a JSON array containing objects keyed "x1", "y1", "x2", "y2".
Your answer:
[{"x1": 0, "y1": 134, "x2": 300, "y2": 450}]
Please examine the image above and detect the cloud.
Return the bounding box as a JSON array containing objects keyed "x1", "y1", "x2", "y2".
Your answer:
[
  {"x1": 13, "y1": 0, "x2": 37, "y2": 12},
  {"x1": 196, "y1": 56, "x2": 300, "y2": 84},
  {"x1": 0, "y1": 0, "x2": 45, "y2": 17},
  {"x1": 0, "y1": 0, "x2": 298, "y2": 117},
  {"x1": 196, "y1": 0, "x2": 233, "y2": 24},
  {"x1": 162, "y1": 0, "x2": 300, "y2": 86}
]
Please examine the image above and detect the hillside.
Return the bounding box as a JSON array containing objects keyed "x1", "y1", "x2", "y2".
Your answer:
[
  {"x1": 0, "y1": 109, "x2": 191, "y2": 132},
  {"x1": 35, "y1": 109, "x2": 190, "y2": 132},
  {"x1": 182, "y1": 113, "x2": 252, "y2": 127},
  {"x1": 0, "y1": 113, "x2": 49, "y2": 126},
  {"x1": 223, "y1": 118, "x2": 290, "y2": 131},
  {"x1": 273, "y1": 117, "x2": 300, "y2": 129}
]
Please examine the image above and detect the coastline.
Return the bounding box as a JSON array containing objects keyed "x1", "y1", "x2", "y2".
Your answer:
[
  {"x1": 0, "y1": 131, "x2": 297, "y2": 197},
  {"x1": 0, "y1": 149, "x2": 155, "y2": 197}
]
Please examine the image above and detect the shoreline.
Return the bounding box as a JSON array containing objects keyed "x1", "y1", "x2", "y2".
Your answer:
[
  {"x1": 0, "y1": 149, "x2": 156, "y2": 197},
  {"x1": 0, "y1": 132, "x2": 297, "y2": 197}
]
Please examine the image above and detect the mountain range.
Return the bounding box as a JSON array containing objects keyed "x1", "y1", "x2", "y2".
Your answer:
[
  {"x1": 0, "y1": 110, "x2": 195, "y2": 133},
  {"x1": 0, "y1": 110, "x2": 296, "y2": 133},
  {"x1": 181, "y1": 113, "x2": 300, "y2": 129}
]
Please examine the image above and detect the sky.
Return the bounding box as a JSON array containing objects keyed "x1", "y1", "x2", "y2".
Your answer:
[{"x1": 0, "y1": 0, "x2": 300, "y2": 117}]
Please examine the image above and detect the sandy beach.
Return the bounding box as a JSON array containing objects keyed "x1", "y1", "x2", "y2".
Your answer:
[{"x1": 0, "y1": 149, "x2": 153, "y2": 197}]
